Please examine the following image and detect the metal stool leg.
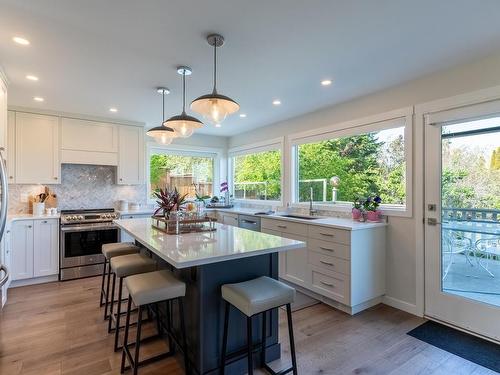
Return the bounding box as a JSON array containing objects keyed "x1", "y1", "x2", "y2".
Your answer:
[
  {"x1": 104, "y1": 262, "x2": 113, "y2": 320},
  {"x1": 132, "y1": 305, "x2": 143, "y2": 375},
  {"x1": 261, "y1": 311, "x2": 267, "y2": 367},
  {"x1": 100, "y1": 258, "x2": 107, "y2": 307},
  {"x1": 286, "y1": 304, "x2": 298, "y2": 375},
  {"x1": 108, "y1": 272, "x2": 116, "y2": 333},
  {"x1": 114, "y1": 276, "x2": 124, "y2": 351},
  {"x1": 220, "y1": 301, "x2": 230, "y2": 375},
  {"x1": 120, "y1": 296, "x2": 133, "y2": 374},
  {"x1": 247, "y1": 316, "x2": 254, "y2": 375}
]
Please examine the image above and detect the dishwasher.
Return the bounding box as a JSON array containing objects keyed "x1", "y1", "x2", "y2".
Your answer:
[{"x1": 238, "y1": 215, "x2": 261, "y2": 232}]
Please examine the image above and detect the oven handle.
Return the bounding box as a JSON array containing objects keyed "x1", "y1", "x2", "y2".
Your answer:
[{"x1": 60, "y1": 225, "x2": 118, "y2": 232}]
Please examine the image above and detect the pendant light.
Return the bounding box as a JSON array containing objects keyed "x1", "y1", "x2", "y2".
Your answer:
[
  {"x1": 191, "y1": 34, "x2": 239, "y2": 126},
  {"x1": 164, "y1": 66, "x2": 203, "y2": 138},
  {"x1": 146, "y1": 87, "x2": 177, "y2": 145}
]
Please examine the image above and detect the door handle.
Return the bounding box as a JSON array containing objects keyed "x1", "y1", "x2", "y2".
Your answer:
[{"x1": 427, "y1": 218, "x2": 441, "y2": 226}]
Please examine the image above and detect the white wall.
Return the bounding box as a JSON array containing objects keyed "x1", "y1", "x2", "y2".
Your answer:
[{"x1": 228, "y1": 51, "x2": 500, "y2": 314}]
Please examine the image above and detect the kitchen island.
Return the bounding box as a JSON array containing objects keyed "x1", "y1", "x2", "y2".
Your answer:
[{"x1": 114, "y1": 218, "x2": 306, "y2": 375}]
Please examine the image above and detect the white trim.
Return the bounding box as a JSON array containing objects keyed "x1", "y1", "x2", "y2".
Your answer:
[
  {"x1": 229, "y1": 137, "x2": 285, "y2": 205},
  {"x1": 382, "y1": 295, "x2": 419, "y2": 316},
  {"x1": 287, "y1": 107, "x2": 413, "y2": 217},
  {"x1": 414, "y1": 84, "x2": 500, "y2": 322},
  {"x1": 10, "y1": 275, "x2": 58, "y2": 288},
  {"x1": 0, "y1": 65, "x2": 8, "y2": 86},
  {"x1": 146, "y1": 142, "x2": 224, "y2": 203}
]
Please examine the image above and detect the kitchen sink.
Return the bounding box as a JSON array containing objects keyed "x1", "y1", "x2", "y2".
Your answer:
[{"x1": 278, "y1": 214, "x2": 321, "y2": 220}]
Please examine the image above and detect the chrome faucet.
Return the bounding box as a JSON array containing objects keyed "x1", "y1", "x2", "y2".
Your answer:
[{"x1": 309, "y1": 187, "x2": 318, "y2": 216}]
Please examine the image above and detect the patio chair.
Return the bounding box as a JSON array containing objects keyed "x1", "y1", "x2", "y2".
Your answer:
[
  {"x1": 474, "y1": 237, "x2": 500, "y2": 278},
  {"x1": 442, "y1": 229, "x2": 474, "y2": 281}
]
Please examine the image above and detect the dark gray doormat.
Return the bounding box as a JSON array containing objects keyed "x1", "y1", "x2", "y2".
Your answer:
[{"x1": 408, "y1": 321, "x2": 500, "y2": 373}]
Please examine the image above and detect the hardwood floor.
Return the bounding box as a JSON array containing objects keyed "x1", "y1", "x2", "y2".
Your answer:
[{"x1": 0, "y1": 277, "x2": 495, "y2": 375}]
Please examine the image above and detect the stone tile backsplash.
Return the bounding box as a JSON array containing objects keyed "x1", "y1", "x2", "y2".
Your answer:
[{"x1": 8, "y1": 164, "x2": 147, "y2": 214}]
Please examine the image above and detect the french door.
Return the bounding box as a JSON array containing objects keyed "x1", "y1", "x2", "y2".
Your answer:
[{"x1": 424, "y1": 107, "x2": 500, "y2": 342}]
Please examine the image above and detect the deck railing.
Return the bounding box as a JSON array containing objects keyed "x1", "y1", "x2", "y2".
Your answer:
[{"x1": 442, "y1": 208, "x2": 499, "y2": 223}]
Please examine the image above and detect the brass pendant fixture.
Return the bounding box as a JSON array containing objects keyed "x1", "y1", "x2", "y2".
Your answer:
[
  {"x1": 146, "y1": 87, "x2": 177, "y2": 145},
  {"x1": 164, "y1": 66, "x2": 203, "y2": 138},
  {"x1": 191, "y1": 34, "x2": 239, "y2": 126}
]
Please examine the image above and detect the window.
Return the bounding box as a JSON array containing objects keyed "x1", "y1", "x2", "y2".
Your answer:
[
  {"x1": 293, "y1": 117, "x2": 409, "y2": 210},
  {"x1": 229, "y1": 139, "x2": 283, "y2": 202},
  {"x1": 149, "y1": 149, "x2": 216, "y2": 200}
]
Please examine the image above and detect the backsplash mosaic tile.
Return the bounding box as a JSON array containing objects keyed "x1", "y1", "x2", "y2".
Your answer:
[{"x1": 8, "y1": 164, "x2": 147, "y2": 214}]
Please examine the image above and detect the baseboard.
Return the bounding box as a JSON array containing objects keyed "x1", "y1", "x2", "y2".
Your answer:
[
  {"x1": 382, "y1": 295, "x2": 419, "y2": 316},
  {"x1": 10, "y1": 275, "x2": 58, "y2": 288}
]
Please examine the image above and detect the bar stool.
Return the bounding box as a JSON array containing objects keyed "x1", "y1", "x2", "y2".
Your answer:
[
  {"x1": 101, "y1": 243, "x2": 140, "y2": 314},
  {"x1": 121, "y1": 270, "x2": 189, "y2": 375},
  {"x1": 220, "y1": 276, "x2": 297, "y2": 375},
  {"x1": 109, "y1": 253, "x2": 157, "y2": 351}
]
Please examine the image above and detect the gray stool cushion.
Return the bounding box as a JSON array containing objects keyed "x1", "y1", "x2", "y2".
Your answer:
[
  {"x1": 125, "y1": 270, "x2": 186, "y2": 306},
  {"x1": 110, "y1": 253, "x2": 156, "y2": 278},
  {"x1": 102, "y1": 242, "x2": 139, "y2": 260},
  {"x1": 221, "y1": 276, "x2": 295, "y2": 317}
]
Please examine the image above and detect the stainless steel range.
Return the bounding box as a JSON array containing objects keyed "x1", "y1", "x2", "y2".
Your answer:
[{"x1": 60, "y1": 208, "x2": 119, "y2": 281}]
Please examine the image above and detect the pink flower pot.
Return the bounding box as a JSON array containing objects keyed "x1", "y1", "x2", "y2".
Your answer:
[
  {"x1": 352, "y1": 208, "x2": 362, "y2": 220},
  {"x1": 366, "y1": 210, "x2": 381, "y2": 222}
]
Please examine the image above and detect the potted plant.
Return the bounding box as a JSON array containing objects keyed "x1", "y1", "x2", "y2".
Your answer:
[
  {"x1": 363, "y1": 195, "x2": 382, "y2": 222},
  {"x1": 352, "y1": 197, "x2": 363, "y2": 220},
  {"x1": 153, "y1": 187, "x2": 188, "y2": 219}
]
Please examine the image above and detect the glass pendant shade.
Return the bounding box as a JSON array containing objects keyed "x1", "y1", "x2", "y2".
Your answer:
[
  {"x1": 190, "y1": 34, "x2": 239, "y2": 125},
  {"x1": 163, "y1": 112, "x2": 202, "y2": 138},
  {"x1": 191, "y1": 90, "x2": 239, "y2": 125}
]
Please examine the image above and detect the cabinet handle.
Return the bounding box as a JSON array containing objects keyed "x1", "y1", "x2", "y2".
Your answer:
[
  {"x1": 6, "y1": 230, "x2": 9, "y2": 233},
  {"x1": 119, "y1": 178, "x2": 123, "y2": 181},
  {"x1": 320, "y1": 280, "x2": 334, "y2": 287},
  {"x1": 319, "y1": 246, "x2": 334, "y2": 252},
  {"x1": 277, "y1": 225, "x2": 287, "y2": 228},
  {"x1": 9, "y1": 176, "x2": 13, "y2": 179},
  {"x1": 54, "y1": 177, "x2": 58, "y2": 180},
  {"x1": 319, "y1": 232, "x2": 334, "y2": 237},
  {"x1": 42, "y1": 220, "x2": 48, "y2": 223},
  {"x1": 0, "y1": 147, "x2": 4, "y2": 151},
  {"x1": 320, "y1": 260, "x2": 334, "y2": 266},
  {"x1": 28, "y1": 225, "x2": 32, "y2": 228}
]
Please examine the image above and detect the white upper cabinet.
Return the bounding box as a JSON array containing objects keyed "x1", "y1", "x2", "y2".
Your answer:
[
  {"x1": 15, "y1": 112, "x2": 60, "y2": 184},
  {"x1": 117, "y1": 125, "x2": 144, "y2": 185},
  {"x1": 7, "y1": 111, "x2": 15, "y2": 183},
  {"x1": 0, "y1": 76, "x2": 7, "y2": 153},
  {"x1": 60, "y1": 117, "x2": 118, "y2": 165}
]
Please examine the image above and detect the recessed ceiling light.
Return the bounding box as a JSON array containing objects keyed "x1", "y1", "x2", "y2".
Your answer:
[
  {"x1": 33, "y1": 96, "x2": 44, "y2": 102},
  {"x1": 13, "y1": 36, "x2": 30, "y2": 45},
  {"x1": 239, "y1": 113, "x2": 247, "y2": 118},
  {"x1": 109, "y1": 107, "x2": 118, "y2": 113},
  {"x1": 321, "y1": 79, "x2": 332, "y2": 86},
  {"x1": 272, "y1": 99, "x2": 281, "y2": 106},
  {"x1": 26, "y1": 75, "x2": 39, "y2": 81},
  {"x1": 215, "y1": 124, "x2": 222, "y2": 128}
]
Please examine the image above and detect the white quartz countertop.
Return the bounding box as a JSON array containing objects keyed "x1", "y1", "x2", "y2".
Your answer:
[
  {"x1": 117, "y1": 208, "x2": 156, "y2": 216},
  {"x1": 114, "y1": 218, "x2": 306, "y2": 269},
  {"x1": 207, "y1": 208, "x2": 386, "y2": 230},
  {"x1": 8, "y1": 213, "x2": 60, "y2": 223}
]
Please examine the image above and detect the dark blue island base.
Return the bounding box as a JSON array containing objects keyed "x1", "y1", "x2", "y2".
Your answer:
[{"x1": 150, "y1": 251, "x2": 281, "y2": 375}]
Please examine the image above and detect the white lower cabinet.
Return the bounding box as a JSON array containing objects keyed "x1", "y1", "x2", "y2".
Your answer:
[
  {"x1": 11, "y1": 219, "x2": 59, "y2": 282},
  {"x1": 262, "y1": 217, "x2": 386, "y2": 314},
  {"x1": 219, "y1": 212, "x2": 239, "y2": 226}
]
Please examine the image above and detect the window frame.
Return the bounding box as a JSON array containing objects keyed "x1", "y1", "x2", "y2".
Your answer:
[
  {"x1": 288, "y1": 108, "x2": 413, "y2": 217},
  {"x1": 228, "y1": 137, "x2": 285, "y2": 206},
  {"x1": 146, "y1": 142, "x2": 224, "y2": 204}
]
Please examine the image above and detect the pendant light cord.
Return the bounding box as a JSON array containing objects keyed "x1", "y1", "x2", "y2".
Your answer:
[
  {"x1": 182, "y1": 71, "x2": 186, "y2": 113},
  {"x1": 213, "y1": 42, "x2": 217, "y2": 92},
  {"x1": 162, "y1": 89, "x2": 165, "y2": 121}
]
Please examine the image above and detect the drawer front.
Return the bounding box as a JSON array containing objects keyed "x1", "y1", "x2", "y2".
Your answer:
[
  {"x1": 308, "y1": 225, "x2": 350, "y2": 245},
  {"x1": 261, "y1": 218, "x2": 308, "y2": 236},
  {"x1": 308, "y1": 251, "x2": 350, "y2": 275},
  {"x1": 221, "y1": 213, "x2": 239, "y2": 226},
  {"x1": 310, "y1": 266, "x2": 349, "y2": 304},
  {"x1": 308, "y1": 238, "x2": 350, "y2": 260}
]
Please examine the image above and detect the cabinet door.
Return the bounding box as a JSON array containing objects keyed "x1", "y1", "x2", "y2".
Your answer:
[
  {"x1": 0, "y1": 77, "x2": 7, "y2": 152},
  {"x1": 221, "y1": 213, "x2": 239, "y2": 226},
  {"x1": 33, "y1": 219, "x2": 59, "y2": 277},
  {"x1": 117, "y1": 126, "x2": 144, "y2": 185},
  {"x1": 11, "y1": 221, "x2": 34, "y2": 280},
  {"x1": 15, "y1": 112, "x2": 60, "y2": 184},
  {"x1": 280, "y1": 233, "x2": 309, "y2": 287},
  {"x1": 7, "y1": 111, "x2": 15, "y2": 183}
]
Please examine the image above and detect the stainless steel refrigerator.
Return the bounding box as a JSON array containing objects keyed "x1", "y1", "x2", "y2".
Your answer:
[{"x1": 0, "y1": 150, "x2": 9, "y2": 309}]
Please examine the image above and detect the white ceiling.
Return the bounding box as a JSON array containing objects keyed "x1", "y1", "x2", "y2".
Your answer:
[{"x1": 2, "y1": 1, "x2": 500, "y2": 136}]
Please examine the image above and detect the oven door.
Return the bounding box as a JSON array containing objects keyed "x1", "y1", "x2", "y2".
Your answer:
[{"x1": 60, "y1": 225, "x2": 119, "y2": 268}]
